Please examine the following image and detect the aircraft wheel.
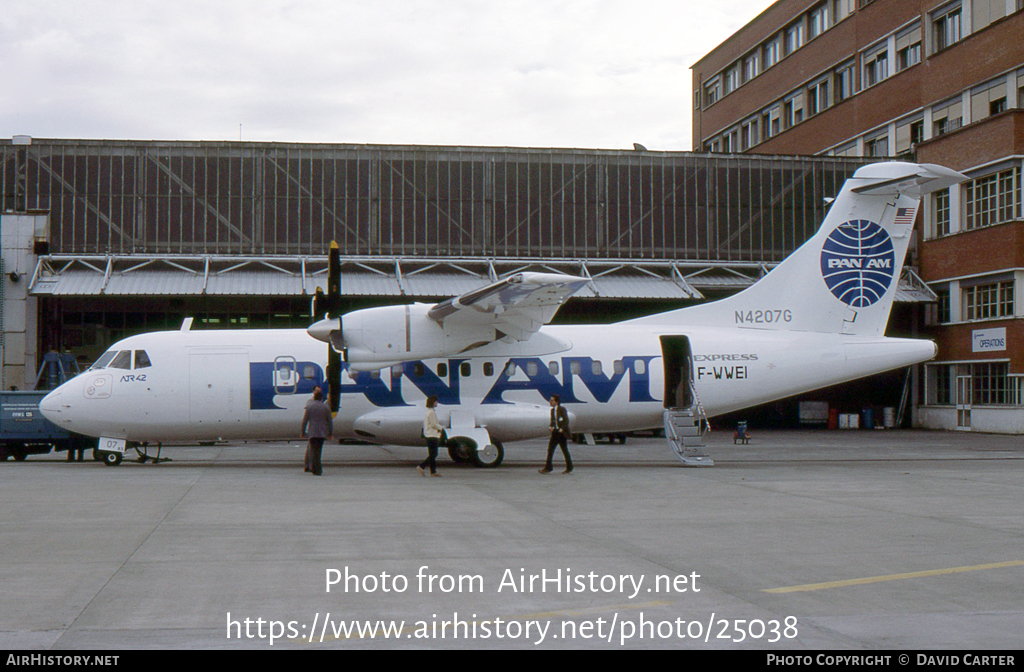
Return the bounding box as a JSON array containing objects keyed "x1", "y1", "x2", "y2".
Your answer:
[
  {"x1": 100, "y1": 451, "x2": 123, "y2": 467},
  {"x1": 472, "y1": 441, "x2": 504, "y2": 468},
  {"x1": 11, "y1": 443, "x2": 27, "y2": 461},
  {"x1": 447, "y1": 442, "x2": 473, "y2": 464}
]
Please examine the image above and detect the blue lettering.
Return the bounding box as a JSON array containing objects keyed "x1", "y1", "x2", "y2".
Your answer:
[
  {"x1": 401, "y1": 360, "x2": 463, "y2": 405},
  {"x1": 252, "y1": 355, "x2": 658, "y2": 409},
  {"x1": 482, "y1": 358, "x2": 567, "y2": 405},
  {"x1": 250, "y1": 361, "x2": 408, "y2": 409}
]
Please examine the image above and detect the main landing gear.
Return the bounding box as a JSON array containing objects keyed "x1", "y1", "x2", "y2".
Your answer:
[{"x1": 447, "y1": 438, "x2": 504, "y2": 468}]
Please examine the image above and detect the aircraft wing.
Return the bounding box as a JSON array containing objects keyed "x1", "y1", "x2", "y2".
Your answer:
[
  {"x1": 308, "y1": 271, "x2": 589, "y2": 370},
  {"x1": 426, "y1": 272, "x2": 588, "y2": 341}
]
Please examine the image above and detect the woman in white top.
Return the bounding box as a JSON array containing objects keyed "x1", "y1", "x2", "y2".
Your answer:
[{"x1": 418, "y1": 396, "x2": 444, "y2": 477}]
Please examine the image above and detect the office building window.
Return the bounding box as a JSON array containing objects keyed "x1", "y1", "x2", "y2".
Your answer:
[
  {"x1": 764, "y1": 36, "x2": 782, "y2": 68},
  {"x1": 932, "y1": 2, "x2": 962, "y2": 52},
  {"x1": 704, "y1": 77, "x2": 721, "y2": 107},
  {"x1": 834, "y1": 62, "x2": 855, "y2": 102},
  {"x1": 743, "y1": 52, "x2": 760, "y2": 82},
  {"x1": 833, "y1": 141, "x2": 859, "y2": 157},
  {"x1": 809, "y1": 3, "x2": 830, "y2": 38},
  {"x1": 785, "y1": 23, "x2": 804, "y2": 55},
  {"x1": 807, "y1": 78, "x2": 830, "y2": 116},
  {"x1": 932, "y1": 97, "x2": 963, "y2": 135},
  {"x1": 971, "y1": 79, "x2": 1008, "y2": 121},
  {"x1": 724, "y1": 66, "x2": 741, "y2": 94},
  {"x1": 895, "y1": 116, "x2": 923, "y2": 154},
  {"x1": 833, "y1": 0, "x2": 854, "y2": 22},
  {"x1": 762, "y1": 106, "x2": 781, "y2": 140},
  {"x1": 866, "y1": 133, "x2": 889, "y2": 157},
  {"x1": 973, "y1": 362, "x2": 1010, "y2": 405},
  {"x1": 895, "y1": 23, "x2": 922, "y2": 71},
  {"x1": 965, "y1": 167, "x2": 1021, "y2": 229},
  {"x1": 972, "y1": 0, "x2": 1007, "y2": 31},
  {"x1": 937, "y1": 290, "x2": 951, "y2": 323},
  {"x1": 784, "y1": 92, "x2": 805, "y2": 128},
  {"x1": 722, "y1": 129, "x2": 739, "y2": 152},
  {"x1": 862, "y1": 43, "x2": 888, "y2": 87},
  {"x1": 929, "y1": 363, "x2": 1021, "y2": 405},
  {"x1": 926, "y1": 364, "x2": 953, "y2": 405},
  {"x1": 741, "y1": 118, "x2": 759, "y2": 149},
  {"x1": 963, "y1": 280, "x2": 1014, "y2": 320},
  {"x1": 933, "y1": 189, "x2": 951, "y2": 236}
]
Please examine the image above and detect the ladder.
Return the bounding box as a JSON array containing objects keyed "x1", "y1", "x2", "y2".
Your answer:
[{"x1": 663, "y1": 383, "x2": 714, "y2": 466}]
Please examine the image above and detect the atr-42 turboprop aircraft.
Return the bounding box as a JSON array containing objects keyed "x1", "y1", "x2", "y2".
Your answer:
[{"x1": 40, "y1": 162, "x2": 964, "y2": 466}]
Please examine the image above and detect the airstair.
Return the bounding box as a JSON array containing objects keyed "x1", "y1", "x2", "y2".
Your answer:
[{"x1": 663, "y1": 384, "x2": 713, "y2": 466}]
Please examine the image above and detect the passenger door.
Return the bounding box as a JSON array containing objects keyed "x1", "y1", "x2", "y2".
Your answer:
[{"x1": 189, "y1": 351, "x2": 250, "y2": 430}]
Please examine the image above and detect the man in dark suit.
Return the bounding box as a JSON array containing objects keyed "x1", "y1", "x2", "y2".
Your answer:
[
  {"x1": 301, "y1": 387, "x2": 333, "y2": 476},
  {"x1": 539, "y1": 394, "x2": 573, "y2": 474}
]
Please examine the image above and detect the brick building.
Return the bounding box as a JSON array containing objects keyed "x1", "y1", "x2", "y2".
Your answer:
[{"x1": 693, "y1": 0, "x2": 1024, "y2": 432}]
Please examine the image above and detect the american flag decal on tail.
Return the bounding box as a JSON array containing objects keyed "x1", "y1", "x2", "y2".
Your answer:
[{"x1": 894, "y1": 207, "x2": 916, "y2": 225}]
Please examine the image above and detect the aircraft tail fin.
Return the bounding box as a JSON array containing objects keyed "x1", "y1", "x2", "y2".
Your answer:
[{"x1": 625, "y1": 162, "x2": 965, "y2": 336}]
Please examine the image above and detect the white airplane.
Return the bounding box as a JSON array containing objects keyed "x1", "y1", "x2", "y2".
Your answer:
[{"x1": 39, "y1": 162, "x2": 964, "y2": 467}]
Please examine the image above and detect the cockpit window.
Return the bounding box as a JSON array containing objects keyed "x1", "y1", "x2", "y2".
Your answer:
[
  {"x1": 90, "y1": 351, "x2": 118, "y2": 370},
  {"x1": 109, "y1": 350, "x2": 132, "y2": 370},
  {"x1": 135, "y1": 350, "x2": 152, "y2": 369}
]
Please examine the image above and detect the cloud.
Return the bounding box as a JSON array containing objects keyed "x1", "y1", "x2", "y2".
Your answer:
[{"x1": 0, "y1": 0, "x2": 774, "y2": 149}]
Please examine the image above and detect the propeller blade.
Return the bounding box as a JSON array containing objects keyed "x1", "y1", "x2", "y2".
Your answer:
[{"x1": 327, "y1": 240, "x2": 342, "y2": 413}]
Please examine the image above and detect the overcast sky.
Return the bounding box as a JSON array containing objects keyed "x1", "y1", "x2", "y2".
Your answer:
[{"x1": 1, "y1": 1, "x2": 775, "y2": 151}]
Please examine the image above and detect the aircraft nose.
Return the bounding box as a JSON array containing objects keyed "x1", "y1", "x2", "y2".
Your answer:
[{"x1": 39, "y1": 388, "x2": 63, "y2": 421}]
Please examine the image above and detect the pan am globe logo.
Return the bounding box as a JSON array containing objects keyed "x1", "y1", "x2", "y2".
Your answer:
[{"x1": 820, "y1": 219, "x2": 895, "y2": 308}]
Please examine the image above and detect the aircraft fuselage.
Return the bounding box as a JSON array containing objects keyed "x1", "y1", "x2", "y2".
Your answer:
[{"x1": 39, "y1": 324, "x2": 934, "y2": 446}]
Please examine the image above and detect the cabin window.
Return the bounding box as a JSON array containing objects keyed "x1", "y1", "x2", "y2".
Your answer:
[
  {"x1": 613, "y1": 360, "x2": 625, "y2": 375},
  {"x1": 461, "y1": 362, "x2": 471, "y2": 377},
  {"x1": 302, "y1": 364, "x2": 316, "y2": 380},
  {"x1": 526, "y1": 362, "x2": 538, "y2": 376},
  {"x1": 483, "y1": 362, "x2": 494, "y2": 376},
  {"x1": 134, "y1": 350, "x2": 152, "y2": 369},
  {"x1": 437, "y1": 363, "x2": 448, "y2": 377},
  {"x1": 634, "y1": 360, "x2": 646, "y2": 375},
  {"x1": 109, "y1": 350, "x2": 132, "y2": 370},
  {"x1": 548, "y1": 361, "x2": 559, "y2": 376},
  {"x1": 505, "y1": 363, "x2": 517, "y2": 376},
  {"x1": 370, "y1": 370, "x2": 381, "y2": 379},
  {"x1": 570, "y1": 361, "x2": 582, "y2": 375},
  {"x1": 414, "y1": 363, "x2": 425, "y2": 377},
  {"x1": 591, "y1": 360, "x2": 603, "y2": 376}
]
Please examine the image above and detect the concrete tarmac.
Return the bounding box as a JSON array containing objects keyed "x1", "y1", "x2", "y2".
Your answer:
[{"x1": 1, "y1": 429, "x2": 1021, "y2": 650}]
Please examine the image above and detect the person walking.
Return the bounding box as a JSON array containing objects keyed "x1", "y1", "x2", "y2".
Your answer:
[
  {"x1": 418, "y1": 395, "x2": 444, "y2": 477},
  {"x1": 301, "y1": 387, "x2": 333, "y2": 476},
  {"x1": 539, "y1": 394, "x2": 573, "y2": 474}
]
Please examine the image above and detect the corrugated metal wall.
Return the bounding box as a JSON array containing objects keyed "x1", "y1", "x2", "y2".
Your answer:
[{"x1": 2, "y1": 140, "x2": 868, "y2": 261}]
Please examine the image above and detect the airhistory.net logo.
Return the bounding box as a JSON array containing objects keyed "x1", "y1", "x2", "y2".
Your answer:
[{"x1": 820, "y1": 220, "x2": 896, "y2": 308}]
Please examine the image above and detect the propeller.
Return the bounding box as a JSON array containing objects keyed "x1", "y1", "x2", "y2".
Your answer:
[{"x1": 311, "y1": 241, "x2": 343, "y2": 414}]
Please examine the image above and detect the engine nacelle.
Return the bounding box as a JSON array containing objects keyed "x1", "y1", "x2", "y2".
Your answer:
[
  {"x1": 339, "y1": 303, "x2": 497, "y2": 371},
  {"x1": 352, "y1": 402, "x2": 564, "y2": 446}
]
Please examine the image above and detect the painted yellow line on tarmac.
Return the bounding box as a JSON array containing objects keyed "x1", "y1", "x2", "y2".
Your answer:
[{"x1": 764, "y1": 560, "x2": 1024, "y2": 594}]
